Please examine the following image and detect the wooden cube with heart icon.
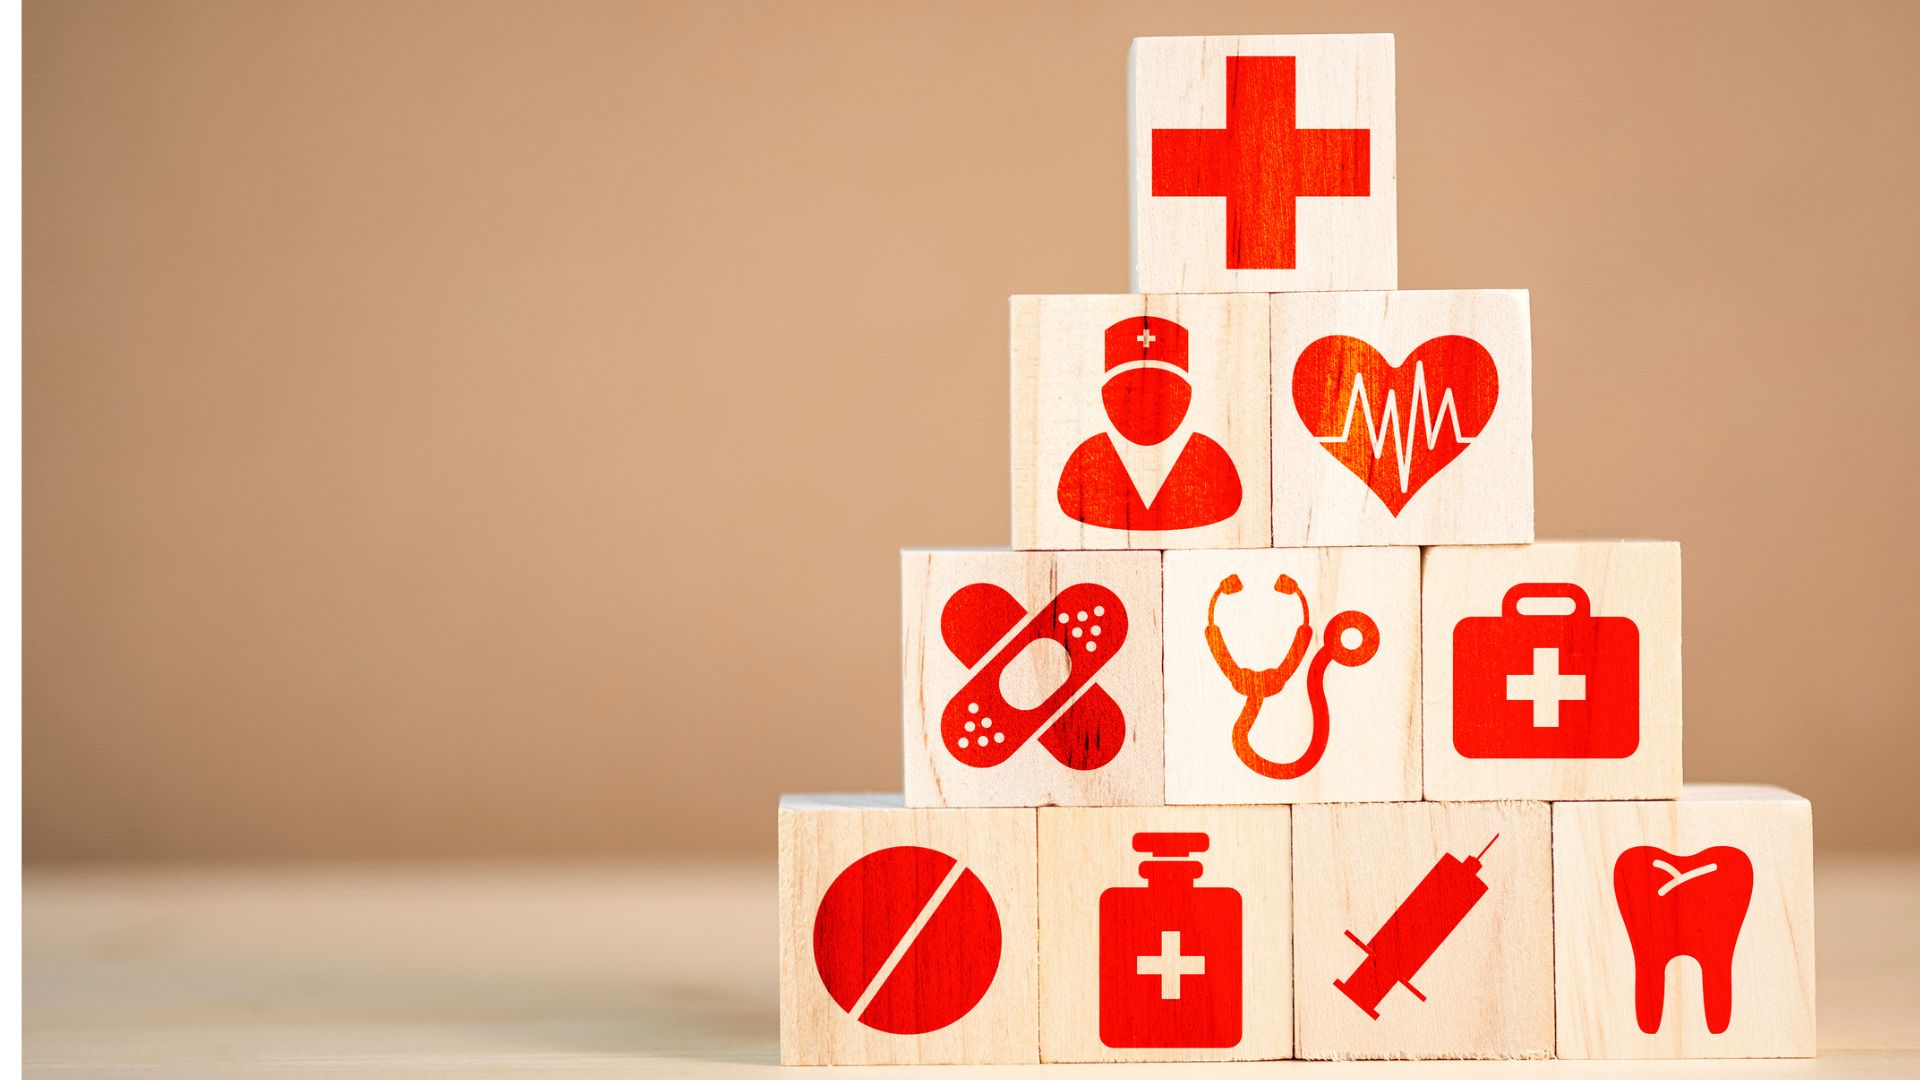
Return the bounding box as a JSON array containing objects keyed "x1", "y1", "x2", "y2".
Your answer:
[
  {"x1": 1272, "y1": 289, "x2": 1533, "y2": 547},
  {"x1": 902, "y1": 550, "x2": 1164, "y2": 808},
  {"x1": 1553, "y1": 785, "x2": 1815, "y2": 1059}
]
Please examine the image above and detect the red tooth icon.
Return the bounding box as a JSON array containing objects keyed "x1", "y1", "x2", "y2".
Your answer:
[{"x1": 1613, "y1": 846, "x2": 1754, "y2": 1035}]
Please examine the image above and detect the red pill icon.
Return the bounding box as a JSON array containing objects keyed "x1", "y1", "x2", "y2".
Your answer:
[{"x1": 812, "y1": 845, "x2": 1002, "y2": 1035}]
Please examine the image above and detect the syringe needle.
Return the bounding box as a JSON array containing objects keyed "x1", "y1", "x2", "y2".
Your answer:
[{"x1": 1474, "y1": 834, "x2": 1499, "y2": 861}]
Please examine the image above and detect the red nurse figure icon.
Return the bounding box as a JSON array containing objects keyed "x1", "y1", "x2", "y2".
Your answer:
[{"x1": 1057, "y1": 316, "x2": 1242, "y2": 531}]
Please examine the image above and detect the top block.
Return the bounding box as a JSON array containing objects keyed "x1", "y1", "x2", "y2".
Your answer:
[{"x1": 1130, "y1": 34, "x2": 1397, "y2": 294}]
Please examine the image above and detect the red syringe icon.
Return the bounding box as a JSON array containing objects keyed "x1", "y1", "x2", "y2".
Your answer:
[{"x1": 1335, "y1": 834, "x2": 1499, "y2": 1020}]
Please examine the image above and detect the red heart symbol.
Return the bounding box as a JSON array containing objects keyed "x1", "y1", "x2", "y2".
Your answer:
[{"x1": 1291, "y1": 335, "x2": 1499, "y2": 516}]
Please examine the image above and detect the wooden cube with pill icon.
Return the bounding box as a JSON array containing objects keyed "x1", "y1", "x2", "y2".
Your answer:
[
  {"x1": 778, "y1": 794, "x2": 1039, "y2": 1065},
  {"x1": 1272, "y1": 289, "x2": 1534, "y2": 547},
  {"x1": 1553, "y1": 785, "x2": 1816, "y2": 1059},
  {"x1": 1130, "y1": 34, "x2": 1398, "y2": 294},
  {"x1": 1162, "y1": 546, "x2": 1421, "y2": 805},
  {"x1": 1011, "y1": 293, "x2": 1271, "y2": 550},
  {"x1": 1421, "y1": 540, "x2": 1683, "y2": 802},
  {"x1": 1036, "y1": 805, "x2": 1292, "y2": 1062},
  {"x1": 903, "y1": 549, "x2": 1164, "y2": 808},
  {"x1": 1292, "y1": 799, "x2": 1554, "y2": 1059}
]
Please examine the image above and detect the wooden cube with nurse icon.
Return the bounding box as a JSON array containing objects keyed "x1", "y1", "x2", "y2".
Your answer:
[{"x1": 1011, "y1": 294, "x2": 1270, "y2": 550}]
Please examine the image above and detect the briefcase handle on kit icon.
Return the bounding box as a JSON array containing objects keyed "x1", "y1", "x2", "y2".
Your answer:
[
  {"x1": 1206, "y1": 574, "x2": 1381, "y2": 781},
  {"x1": 1501, "y1": 582, "x2": 1592, "y2": 618}
]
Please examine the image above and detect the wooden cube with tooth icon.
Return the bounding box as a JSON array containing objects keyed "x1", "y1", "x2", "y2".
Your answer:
[{"x1": 1553, "y1": 785, "x2": 1816, "y2": 1058}]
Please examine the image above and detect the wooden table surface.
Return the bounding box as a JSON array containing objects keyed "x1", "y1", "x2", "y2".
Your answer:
[{"x1": 23, "y1": 854, "x2": 1920, "y2": 1077}]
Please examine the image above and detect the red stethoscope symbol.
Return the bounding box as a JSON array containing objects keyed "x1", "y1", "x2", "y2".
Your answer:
[{"x1": 1204, "y1": 574, "x2": 1380, "y2": 779}]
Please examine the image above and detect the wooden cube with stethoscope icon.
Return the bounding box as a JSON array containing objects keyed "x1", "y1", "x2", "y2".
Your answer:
[{"x1": 1163, "y1": 548, "x2": 1423, "y2": 805}]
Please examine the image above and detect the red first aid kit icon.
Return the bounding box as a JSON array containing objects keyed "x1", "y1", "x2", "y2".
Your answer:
[{"x1": 1452, "y1": 583, "x2": 1640, "y2": 759}]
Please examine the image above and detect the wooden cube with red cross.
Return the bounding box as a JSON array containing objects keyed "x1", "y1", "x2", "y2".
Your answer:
[{"x1": 1130, "y1": 34, "x2": 1397, "y2": 294}]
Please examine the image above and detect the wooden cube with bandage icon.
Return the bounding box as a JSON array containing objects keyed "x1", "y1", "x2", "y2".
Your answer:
[{"x1": 902, "y1": 550, "x2": 1165, "y2": 808}]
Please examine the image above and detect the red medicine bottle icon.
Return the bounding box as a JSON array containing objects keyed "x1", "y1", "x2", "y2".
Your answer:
[{"x1": 1098, "y1": 832, "x2": 1242, "y2": 1048}]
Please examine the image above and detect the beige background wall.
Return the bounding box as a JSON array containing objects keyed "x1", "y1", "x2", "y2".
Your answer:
[{"x1": 24, "y1": 0, "x2": 1920, "y2": 860}]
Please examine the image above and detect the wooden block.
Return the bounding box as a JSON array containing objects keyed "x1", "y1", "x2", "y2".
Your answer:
[
  {"x1": 1421, "y1": 541, "x2": 1683, "y2": 801},
  {"x1": 1163, "y1": 547, "x2": 1421, "y2": 804},
  {"x1": 1292, "y1": 800, "x2": 1554, "y2": 1059},
  {"x1": 1272, "y1": 289, "x2": 1534, "y2": 546},
  {"x1": 1129, "y1": 34, "x2": 1397, "y2": 294},
  {"x1": 1036, "y1": 806, "x2": 1292, "y2": 1061},
  {"x1": 778, "y1": 794, "x2": 1039, "y2": 1065},
  {"x1": 1554, "y1": 785, "x2": 1816, "y2": 1059},
  {"x1": 902, "y1": 549, "x2": 1163, "y2": 807},
  {"x1": 1011, "y1": 293, "x2": 1270, "y2": 550}
]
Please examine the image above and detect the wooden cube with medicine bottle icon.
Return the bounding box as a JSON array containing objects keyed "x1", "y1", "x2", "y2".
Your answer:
[
  {"x1": 1291, "y1": 800, "x2": 1554, "y2": 1059},
  {"x1": 1036, "y1": 805, "x2": 1293, "y2": 1062},
  {"x1": 778, "y1": 794, "x2": 1039, "y2": 1065}
]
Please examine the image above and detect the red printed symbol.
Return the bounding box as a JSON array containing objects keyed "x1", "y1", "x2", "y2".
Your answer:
[
  {"x1": 1204, "y1": 573, "x2": 1380, "y2": 780},
  {"x1": 1100, "y1": 832, "x2": 1242, "y2": 1048},
  {"x1": 1337, "y1": 835, "x2": 1497, "y2": 1019},
  {"x1": 1058, "y1": 316, "x2": 1242, "y2": 532},
  {"x1": 813, "y1": 845, "x2": 1001, "y2": 1035},
  {"x1": 1453, "y1": 583, "x2": 1640, "y2": 759},
  {"x1": 1293, "y1": 335, "x2": 1498, "y2": 516},
  {"x1": 1151, "y1": 56, "x2": 1370, "y2": 270},
  {"x1": 941, "y1": 582, "x2": 1127, "y2": 770},
  {"x1": 1615, "y1": 846, "x2": 1753, "y2": 1035}
]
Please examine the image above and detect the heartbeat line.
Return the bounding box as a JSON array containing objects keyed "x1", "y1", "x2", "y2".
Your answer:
[{"x1": 1313, "y1": 361, "x2": 1480, "y2": 494}]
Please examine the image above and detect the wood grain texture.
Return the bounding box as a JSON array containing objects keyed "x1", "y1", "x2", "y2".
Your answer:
[
  {"x1": 1163, "y1": 547, "x2": 1421, "y2": 804},
  {"x1": 902, "y1": 550, "x2": 1163, "y2": 807},
  {"x1": 1422, "y1": 541, "x2": 1684, "y2": 801},
  {"x1": 1037, "y1": 805, "x2": 1291, "y2": 1062},
  {"x1": 1129, "y1": 35, "x2": 1397, "y2": 294},
  {"x1": 1554, "y1": 785, "x2": 1817, "y2": 1059},
  {"x1": 1271, "y1": 289, "x2": 1534, "y2": 546},
  {"x1": 778, "y1": 795, "x2": 1038, "y2": 1065},
  {"x1": 1011, "y1": 294, "x2": 1270, "y2": 550},
  {"x1": 1292, "y1": 800, "x2": 1554, "y2": 1059}
]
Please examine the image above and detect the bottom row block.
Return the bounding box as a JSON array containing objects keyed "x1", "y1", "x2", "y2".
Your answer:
[{"x1": 778, "y1": 786, "x2": 1814, "y2": 1064}]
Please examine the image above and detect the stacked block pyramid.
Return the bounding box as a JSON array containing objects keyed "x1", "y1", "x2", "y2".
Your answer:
[{"x1": 779, "y1": 34, "x2": 1816, "y2": 1064}]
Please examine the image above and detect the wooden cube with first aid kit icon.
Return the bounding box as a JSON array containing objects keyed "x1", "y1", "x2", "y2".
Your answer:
[
  {"x1": 1292, "y1": 800, "x2": 1555, "y2": 1060},
  {"x1": 1272, "y1": 289, "x2": 1535, "y2": 547},
  {"x1": 1553, "y1": 785, "x2": 1816, "y2": 1059},
  {"x1": 1421, "y1": 540, "x2": 1683, "y2": 802},
  {"x1": 1162, "y1": 546, "x2": 1422, "y2": 805},
  {"x1": 1011, "y1": 294, "x2": 1270, "y2": 550},
  {"x1": 1130, "y1": 34, "x2": 1397, "y2": 295},
  {"x1": 902, "y1": 549, "x2": 1164, "y2": 807},
  {"x1": 779, "y1": 794, "x2": 1039, "y2": 1065},
  {"x1": 1037, "y1": 805, "x2": 1293, "y2": 1062}
]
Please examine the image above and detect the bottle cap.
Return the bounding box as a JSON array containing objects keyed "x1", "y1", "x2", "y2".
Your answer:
[{"x1": 1132, "y1": 831, "x2": 1210, "y2": 858}]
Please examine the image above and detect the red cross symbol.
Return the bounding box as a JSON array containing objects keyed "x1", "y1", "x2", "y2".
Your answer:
[{"x1": 1151, "y1": 56, "x2": 1370, "y2": 270}]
